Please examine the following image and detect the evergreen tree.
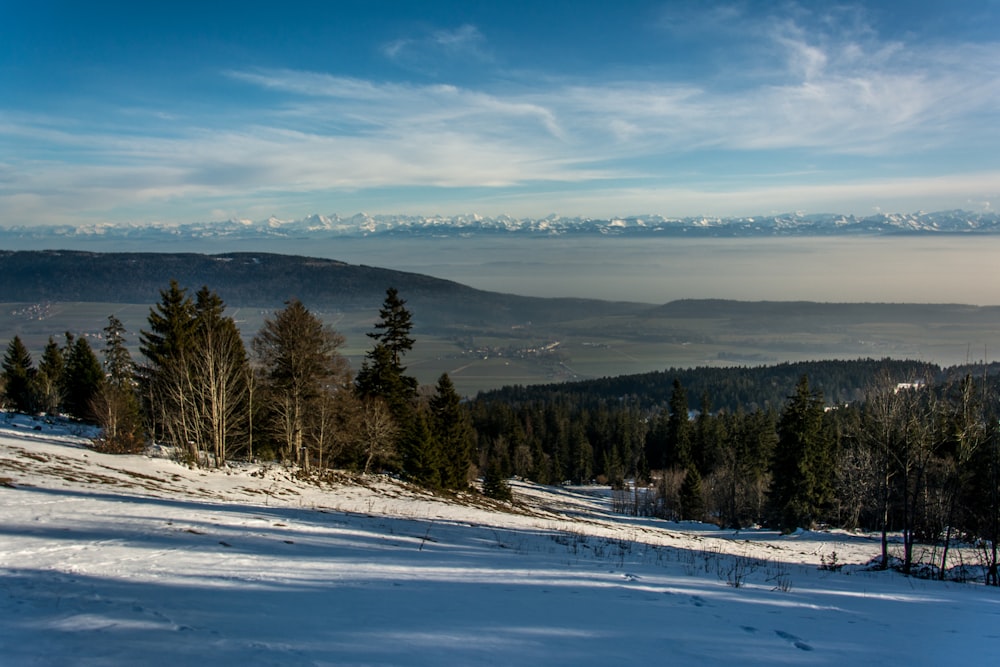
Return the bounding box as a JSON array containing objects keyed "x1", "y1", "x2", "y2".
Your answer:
[
  {"x1": 36, "y1": 337, "x2": 65, "y2": 415},
  {"x1": 666, "y1": 379, "x2": 692, "y2": 469},
  {"x1": 368, "y1": 287, "x2": 415, "y2": 368},
  {"x1": 2, "y1": 336, "x2": 38, "y2": 414},
  {"x1": 192, "y1": 287, "x2": 251, "y2": 465},
  {"x1": 139, "y1": 281, "x2": 198, "y2": 454},
  {"x1": 429, "y1": 373, "x2": 475, "y2": 489},
  {"x1": 355, "y1": 287, "x2": 418, "y2": 418},
  {"x1": 253, "y1": 299, "x2": 351, "y2": 464},
  {"x1": 769, "y1": 376, "x2": 832, "y2": 532},
  {"x1": 103, "y1": 315, "x2": 135, "y2": 390},
  {"x1": 140, "y1": 281, "x2": 197, "y2": 370},
  {"x1": 63, "y1": 337, "x2": 104, "y2": 421},
  {"x1": 482, "y1": 459, "x2": 513, "y2": 501},
  {"x1": 92, "y1": 315, "x2": 143, "y2": 452},
  {"x1": 679, "y1": 464, "x2": 705, "y2": 521},
  {"x1": 399, "y1": 408, "x2": 442, "y2": 488}
]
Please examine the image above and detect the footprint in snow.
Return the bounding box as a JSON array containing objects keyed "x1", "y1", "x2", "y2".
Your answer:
[
  {"x1": 689, "y1": 595, "x2": 706, "y2": 607},
  {"x1": 774, "y1": 629, "x2": 814, "y2": 651}
]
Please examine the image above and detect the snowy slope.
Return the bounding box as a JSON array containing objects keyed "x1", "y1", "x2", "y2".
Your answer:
[{"x1": 1, "y1": 414, "x2": 997, "y2": 666}]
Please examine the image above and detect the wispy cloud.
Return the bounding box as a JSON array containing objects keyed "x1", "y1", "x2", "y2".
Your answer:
[
  {"x1": 382, "y1": 24, "x2": 492, "y2": 75},
  {"x1": 2, "y1": 4, "x2": 998, "y2": 224}
]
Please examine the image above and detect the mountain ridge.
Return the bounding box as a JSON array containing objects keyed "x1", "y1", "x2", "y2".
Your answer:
[{"x1": 3, "y1": 209, "x2": 1000, "y2": 241}]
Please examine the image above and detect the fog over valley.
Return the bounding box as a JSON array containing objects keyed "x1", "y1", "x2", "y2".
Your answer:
[{"x1": 16, "y1": 234, "x2": 998, "y2": 307}]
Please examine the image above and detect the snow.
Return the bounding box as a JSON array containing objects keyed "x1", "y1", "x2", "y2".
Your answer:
[{"x1": 1, "y1": 414, "x2": 998, "y2": 665}]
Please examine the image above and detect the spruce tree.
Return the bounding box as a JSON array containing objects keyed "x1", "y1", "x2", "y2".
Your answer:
[
  {"x1": 482, "y1": 459, "x2": 513, "y2": 501},
  {"x1": 63, "y1": 337, "x2": 104, "y2": 422},
  {"x1": 140, "y1": 281, "x2": 198, "y2": 452},
  {"x1": 769, "y1": 375, "x2": 832, "y2": 532},
  {"x1": 193, "y1": 287, "x2": 251, "y2": 465},
  {"x1": 399, "y1": 408, "x2": 442, "y2": 488},
  {"x1": 36, "y1": 337, "x2": 65, "y2": 415},
  {"x1": 253, "y1": 299, "x2": 350, "y2": 464},
  {"x1": 355, "y1": 287, "x2": 417, "y2": 417},
  {"x1": 92, "y1": 315, "x2": 143, "y2": 452},
  {"x1": 2, "y1": 336, "x2": 38, "y2": 414},
  {"x1": 667, "y1": 379, "x2": 692, "y2": 469},
  {"x1": 429, "y1": 373, "x2": 475, "y2": 489},
  {"x1": 679, "y1": 464, "x2": 705, "y2": 521},
  {"x1": 103, "y1": 315, "x2": 135, "y2": 390}
]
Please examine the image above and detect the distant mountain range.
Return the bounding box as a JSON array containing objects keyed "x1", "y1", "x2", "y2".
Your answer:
[{"x1": 3, "y1": 209, "x2": 1000, "y2": 241}]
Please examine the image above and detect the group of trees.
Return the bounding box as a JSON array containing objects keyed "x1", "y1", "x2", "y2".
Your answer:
[
  {"x1": 1, "y1": 283, "x2": 476, "y2": 493},
  {"x1": 472, "y1": 366, "x2": 1000, "y2": 580},
  {"x1": 7, "y1": 292, "x2": 1000, "y2": 579},
  {"x1": 2, "y1": 321, "x2": 133, "y2": 443}
]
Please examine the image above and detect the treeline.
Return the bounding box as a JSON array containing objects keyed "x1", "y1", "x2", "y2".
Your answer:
[
  {"x1": 0, "y1": 282, "x2": 476, "y2": 493},
  {"x1": 470, "y1": 366, "x2": 1000, "y2": 581},
  {"x1": 478, "y1": 358, "x2": 943, "y2": 412},
  {"x1": 6, "y1": 287, "x2": 1000, "y2": 580}
]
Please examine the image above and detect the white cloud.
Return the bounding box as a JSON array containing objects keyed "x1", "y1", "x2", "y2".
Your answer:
[
  {"x1": 381, "y1": 24, "x2": 492, "y2": 74},
  {"x1": 3, "y1": 5, "x2": 999, "y2": 225}
]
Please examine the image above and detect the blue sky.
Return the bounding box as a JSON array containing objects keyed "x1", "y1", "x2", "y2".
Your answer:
[{"x1": 2, "y1": 1, "x2": 998, "y2": 227}]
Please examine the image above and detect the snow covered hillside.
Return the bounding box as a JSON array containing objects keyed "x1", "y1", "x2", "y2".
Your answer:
[{"x1": 1, "y1": 413, "x2": 997, "y2": 666}]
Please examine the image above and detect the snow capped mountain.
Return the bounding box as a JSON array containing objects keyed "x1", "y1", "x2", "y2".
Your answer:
[{"x1": 3, "y1": 209, "x2": 1000, "y2": 242}]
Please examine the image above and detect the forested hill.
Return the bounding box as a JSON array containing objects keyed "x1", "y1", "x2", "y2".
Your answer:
[
  {"x1": 477, "y1": 358, "x2": 945, "y2": 413},
  {"x1": 0, "y1": 250, "x2": 648, "y2": 330}
]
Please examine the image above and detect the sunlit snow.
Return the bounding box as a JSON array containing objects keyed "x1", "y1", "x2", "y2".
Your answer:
[{"x1": 1, "y1": 412, "x2": 997, "y2": 666}]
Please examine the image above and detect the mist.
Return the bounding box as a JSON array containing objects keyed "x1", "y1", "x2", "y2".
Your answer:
[
  {"x1": 11, "y1": 234, "x2": 1000, "y2": 306},
  {"x1": 247, "y1": 235, "x2": 1000, "y2": 306}
]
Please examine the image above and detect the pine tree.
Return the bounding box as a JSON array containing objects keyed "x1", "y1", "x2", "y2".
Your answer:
[
  {"x1": 769, "y1": 375, "x2": 832, "y2": 532},
  {"x1": 36, "y1": 337, "x2": 65, "y2": 415},
  {"x1": 429, "y1": 373, "x2": 475, "y2": 489},
  {"x1": 2, "y1": 336, "x2": 38, "y2": 414},
  {"x1": 63, "y1": 337, "x2": 104, "y2": 421},
  {"x1": 667, "y1": 379, "x2": 692, "y2": 469},
  {"x1": 355, "y1": 287, "x2": 417, "y2": 418},
  {"x1": 679, "y1": 464, "x2": 705, "y2": 521},
  {"x1": 368, "y1": 287, "x2": 415, "y2": 369},
  {"x1": 103, "y1": 315, "x2": 135, "y2": 390},
  {"x1": 92, "y1": 315, "x2": 143, "y2": 452},
  {"x1": 192, "y1": 287, "x2": 251, "y2": 466},
  {"x1": 482, "y1": 459, "x2": 513, "y2": 501},
  {"x1": 400, "y1": 408, "x2": 442, "y2": 488},
  {"x1": 253, "y1": 299, "x2": 351, "y2": 464},
  {"x1": 140, "y1": 281, "x2": 198, "y2": 454}
]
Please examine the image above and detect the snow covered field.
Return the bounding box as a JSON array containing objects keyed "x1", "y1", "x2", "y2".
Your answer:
[{"x1": 2, "y1": 413, "x2": 998, "y2": 666}]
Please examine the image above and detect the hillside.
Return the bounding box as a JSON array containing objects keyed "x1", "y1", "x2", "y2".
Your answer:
[
  {"x1": 0, "y1": 250, "x2": 648, "y2": 331},
  {"x1": 1, "y1": 414, "x2": 996, "y2": 665},
  {"x1": 4, "y1": 250, "x2": 1000, "y2": 394}
]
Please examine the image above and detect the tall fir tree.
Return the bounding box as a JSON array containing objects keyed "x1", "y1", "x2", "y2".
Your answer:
[
  {"x1": 92, "y1": 315, "x2": 143, "y2": 452},
  {"x1": 429, "y1": 373, "x2": 475, "y2": 490},
  {"x1": 355, "y1": 287, "x2": 417, "y2": 417},
  {"x1": 63, "y1": 336, "x2": 104, "y2": 421},
  {"x1": 769, "y1": 375, "x2": 833, "y2": 532},
  {"x1": 36, "y1": 336, "x2": 65, "y2": 415},
  {"x1": 667, "y1": 379, "x2": 692, "y2": 469},
  {"x1": 679, "y1": 464, "x2": 705, "y2": 521},
  {"x1": 2, "y1": 336, "x2": 38, "y2": 414},
  {"x1": 193, "y1": 287, "x2": 251, "y2": 465},
  {"x1": 399, "y1": 408, "x2": 442, "y2": 488},
  {"x1": 253, "y1": 299, "x2": 350, "y2": 464},
  {"x1": 139, "y1": 281, "x2": 198, "y2": 453}
]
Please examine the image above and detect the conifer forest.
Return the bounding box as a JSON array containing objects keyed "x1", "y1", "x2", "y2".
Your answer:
[{"x1": 4, "y1": 282, "x2": 1000, "y2": 583}]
